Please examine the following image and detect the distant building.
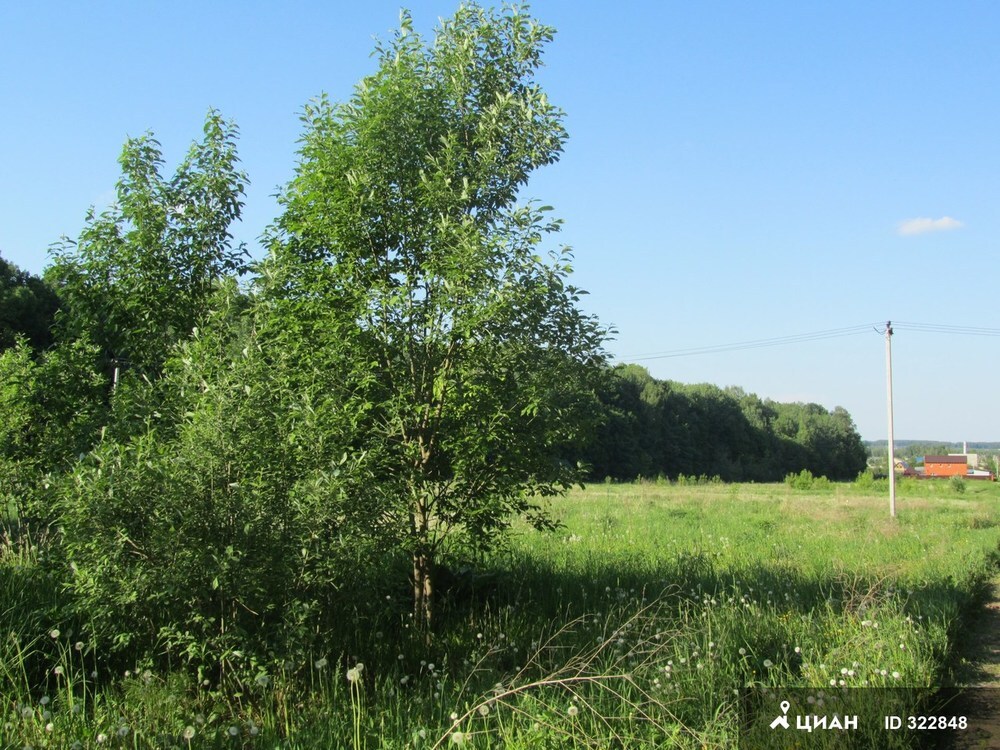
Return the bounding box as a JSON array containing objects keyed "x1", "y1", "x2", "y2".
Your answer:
[
  {"x1": 950, "y1": 452, "x2": 979, "y2": 469},
  {"x1": 923, "y1": 455, "x2": 967, "y2": 478}
]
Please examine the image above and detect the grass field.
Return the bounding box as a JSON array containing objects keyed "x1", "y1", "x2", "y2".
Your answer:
[{"x1": 3, "y1": 477, "x2": 999, "y2": 748}]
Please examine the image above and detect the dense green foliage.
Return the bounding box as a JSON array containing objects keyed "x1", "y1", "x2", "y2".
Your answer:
[
  {"x1": 261, "y1": 4, "x2": 607, "y2": 630},
  {"x1": 0, "y1": 3, "x2": 611, "y2": 677},
  {"x1": 584, "y1": 364, "x2": 868, "y2": 482},
  {"x1": 54, "y1": 290, "x2": 392, "y2": 677},
  {"x1": 0, "y1": 254, "x2": 60, "y2": 352},
  {"x1": 48, "y1": 110, "x2": 248, "y2": 378},
  {"x1": 0, "y1": 336, "x2": 106, "y2": 523}
]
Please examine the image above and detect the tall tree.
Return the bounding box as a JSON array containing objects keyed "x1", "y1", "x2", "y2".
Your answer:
[
  {"x1": 263, "y1": 4, "x2": 607, "y2": 632},
  {"x1": 48, "y1": 110, "x2": 248, "y2": 377}
]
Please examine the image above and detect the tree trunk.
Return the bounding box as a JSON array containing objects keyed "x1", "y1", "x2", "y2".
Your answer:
[{"x1": 412, "y1": 551, "x2": 433, "y2": 638}]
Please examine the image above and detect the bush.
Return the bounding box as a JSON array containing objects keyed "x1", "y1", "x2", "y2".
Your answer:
[
  {"x1": 854, "y1": 470, "x2": 888, "y2": 494},
  {"x1": 785, "y1": 469, "x2": 815, "y2": 490},
  {"x1": 784, "y1": 469, "x2": 834, "y2": 491},
  {"x1": 950, "y1": 476, "x2": 967, "y2": 494},
  {"x1": 0, "y1": 337, "x2": 105, "y2": 527},
  {"x1": 54, "y1": 315, "x2": 391, "y2": 679}
]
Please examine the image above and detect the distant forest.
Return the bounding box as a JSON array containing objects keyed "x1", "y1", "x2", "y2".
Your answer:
[
  {"x1": 580, "y1": 364, "x2": 868, "y2": 482},
  {"x1": 867, "y1": 440, "x2": 1000, "y2": 451}
]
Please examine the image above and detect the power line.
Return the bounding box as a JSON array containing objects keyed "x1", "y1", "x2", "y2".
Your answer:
[
  {"x1": 891, "y1": 321, "x2": 1000, "y2": 337},
  {"x1": 622, "y1": 324, "x2": 877, "y2": 362},
  {"x1": 619, "y1": 320, "x2": 1000, "y2": 363}
]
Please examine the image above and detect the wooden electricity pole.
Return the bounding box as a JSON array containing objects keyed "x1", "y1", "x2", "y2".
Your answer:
[{"x1": 885, "y1": 321, "x2": 896, "y2": 518}]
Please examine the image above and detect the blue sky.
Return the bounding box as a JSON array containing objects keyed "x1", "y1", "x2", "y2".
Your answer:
[{"x1": 3, "y1": 1, "x2": 998, "y2": 441}]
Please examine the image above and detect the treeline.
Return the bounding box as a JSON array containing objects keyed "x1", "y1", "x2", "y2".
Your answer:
[{"x1": 581, "y1": 364, "x2": 868, "y2": 482}]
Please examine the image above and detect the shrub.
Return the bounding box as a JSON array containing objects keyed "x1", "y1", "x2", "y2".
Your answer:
[
  {"x1": 54, "y1": 313, "x2": 391, "y2": 679},
  {"x1": 854, "y1": 470, "x2": 888, "y2": 494},
  {"x1": 785, "y1": 469, "x2": 815, "y2": 490}
]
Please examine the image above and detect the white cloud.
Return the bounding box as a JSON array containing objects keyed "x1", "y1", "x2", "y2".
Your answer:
[{"x1": 896, "y1": 216, "x2": 964, "y2": 236}]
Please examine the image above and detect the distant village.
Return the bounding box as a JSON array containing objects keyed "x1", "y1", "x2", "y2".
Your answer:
[{"x1": 890, "y1": 447, "x2": 997, "y2": 481}]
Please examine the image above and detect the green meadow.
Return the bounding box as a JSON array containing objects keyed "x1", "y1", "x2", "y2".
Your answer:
[{"x1": 4, "y1": 477, "x2": 999, "y2": 749}]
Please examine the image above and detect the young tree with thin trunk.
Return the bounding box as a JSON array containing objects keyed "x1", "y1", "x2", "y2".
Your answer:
[{"x1": 263, "y1": 3, "x2": 608, "y2": 633}]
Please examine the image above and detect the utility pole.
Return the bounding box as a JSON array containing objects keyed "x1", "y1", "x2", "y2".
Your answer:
[{"x1": 885, "y1": 321, "x2": 896, "y2": 518}]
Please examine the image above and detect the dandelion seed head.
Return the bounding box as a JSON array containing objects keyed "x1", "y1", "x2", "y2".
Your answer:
[
  {"x1": 478, "y1": 704, "x2": 489, "y2": 716},
  {"x1": 227, "y1": 726, "x2": 239, "y2": 737},
  {"x1": 567, "y1": 704, "x2": 579, "y2": 717},
  {"x1": 183, "y1": 726, "x2": 196, "y2": 740},
  {"x1": 315, "y1": 657, "x2": 328, "y2": 669},
  {"x1": 49, "y1": 629, "x2": 60, "y2": 639}
]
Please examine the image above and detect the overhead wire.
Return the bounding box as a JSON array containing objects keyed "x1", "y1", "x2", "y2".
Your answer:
[
  {"x1": 891, "y1": 321, "x2": 1000, "y2": 337},
  {"x1": 622, "y1": 324, "x2": 878, "y2": 362}
]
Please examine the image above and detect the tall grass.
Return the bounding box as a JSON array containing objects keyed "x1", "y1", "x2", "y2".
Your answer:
[{"x1": 2, "y1": 481, "x2": 998, "y2": 748}]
